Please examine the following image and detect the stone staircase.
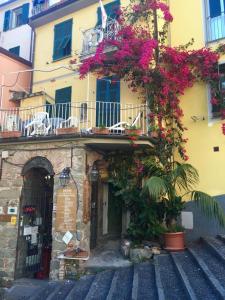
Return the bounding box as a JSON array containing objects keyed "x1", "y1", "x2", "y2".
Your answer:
[{"x1": 5, "y1": 236, "x2": 225, "y2": 300}]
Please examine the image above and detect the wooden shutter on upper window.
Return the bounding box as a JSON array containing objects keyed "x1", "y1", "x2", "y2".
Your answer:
[
  {"x1": 209, "y1": 0, "x2": 221, "y2": 18},
  {"x1": 22, "y1": 3, "x2": 29, "y2": 25},
  {"x1": 3, "y1": 10, "x2": 11, "y2": 31},
  {"x1": 53, "y1": 19, "x2": 72, "y2": 61}
]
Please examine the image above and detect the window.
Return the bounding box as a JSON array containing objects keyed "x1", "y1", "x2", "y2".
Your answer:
[
  {"x1": 12, "y1": 7, "x2": 23, "y2": 28},
  {"x1": 96, "y1": 0, "x2": 120, "y2": 26},
  {"x1": 80, "y1": 103, "x2": 87, "y2": 121},
  {"x1": 207, "y1": 0, "x2": 225, "y2": 41},
  {"x1": 211, "y1": 63, "x2": 225, "y2": 117},
  {"x1": 9, "y1": 46, "x2": 20, "y2": 56},
  {"x1": 3, "y1": 4, "x2": 29, "y2": 31},
  {"x1": 53, "y1": 19, "x2": 72, "y2": 61}
]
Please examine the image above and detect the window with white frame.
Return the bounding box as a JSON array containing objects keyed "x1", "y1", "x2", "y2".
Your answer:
[
  {"x1": 3, "y1": 3, "x2": 29, "y2": 32},
  {"x1": 11, "y1": 7, "x2": 23, "y2": 28},
  {"x1": 206, "y1": 0, "x2": 225, "y2": 41}
]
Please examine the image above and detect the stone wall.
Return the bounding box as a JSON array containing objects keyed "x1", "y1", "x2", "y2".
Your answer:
[{"x1": 0, "y1": 139, "x2": 95, "y2": 284}]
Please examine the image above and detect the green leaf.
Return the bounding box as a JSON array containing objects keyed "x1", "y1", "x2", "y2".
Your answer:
[
  {"x1": 172, "y1": 162, "x2": 199, "y2": 191},
  {"x1": 192, "y1": 191, "x2": 225, "y2": 227},
  {"x1": 144, "y1": 176, "x2": 169, "y2": 201}
]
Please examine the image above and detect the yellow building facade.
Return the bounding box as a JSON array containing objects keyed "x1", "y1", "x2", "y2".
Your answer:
[
  {"x1": 28, "y1": 0, "x2": 225, "y2": 196},
  {"x1": 170, "y1": 0, "x2": 225, "y2": 196}
]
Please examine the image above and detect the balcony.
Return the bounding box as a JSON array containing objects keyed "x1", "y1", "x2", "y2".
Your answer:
[
  {"x1": 207, "y1": 14, "x2": 225, "y2": 42},
  {"x1": 0, "y1": 101, "x2": 147, "y2": 139},
  {"x1": 81, "y1": 19, "x2": 120, "y2": 58},
  {"x1": 31, "y1": 0, "x2": 65, "y2": 16}
]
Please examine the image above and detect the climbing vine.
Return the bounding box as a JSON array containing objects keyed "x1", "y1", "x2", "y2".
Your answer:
[{"x1": 79, "y1": 0, "x2": 225, "y2": 166}]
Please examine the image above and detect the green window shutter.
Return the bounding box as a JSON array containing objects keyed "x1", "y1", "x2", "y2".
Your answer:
[
  {"x1": 55, "y1": 86, "x2": 72, "y2": 119},
  {"x1": 3, "y1": 10, "x2": 11, "y2": 31},
  {"x1": 96, "y1": 0, "x2": 120, "y2": 26},
  {"x1": 9, "y1": 46, "x2": 20, "y2": 56},
  {"x1": 22, "y1": 3, "x2": 29, "y2": 25},
  {"x1": 53, "y1": 19, "x2": 72, "y2": 61}
]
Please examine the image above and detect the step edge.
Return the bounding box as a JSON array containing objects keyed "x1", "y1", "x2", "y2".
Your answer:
[
  {"x1": 170, "y1": 252, "x2": 198, "y2": 300},
  {"x1": 188, "y1": 248, "x2": 225, "y2": 300},
  {"x1": 154, "y1": 256, "x2": 166, "y2": 300}
]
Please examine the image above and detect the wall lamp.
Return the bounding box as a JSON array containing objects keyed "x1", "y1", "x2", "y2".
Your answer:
[{"x1": 59, "y1": 167, "x2": 71, "y2": 187}]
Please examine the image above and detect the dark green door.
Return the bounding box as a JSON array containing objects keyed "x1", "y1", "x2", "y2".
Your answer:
[
  {"x1": 96, "y1": 77, "x2": 120, "y2": 127},
  {"x1": 108, "y1": 184, "x2": 122, "y2": 237},
  {"x1": 55, "y1": 86, "x2": 72, "y2": 119}
]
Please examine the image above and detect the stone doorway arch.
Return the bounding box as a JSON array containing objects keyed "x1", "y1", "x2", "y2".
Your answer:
[{"x1": 16, "y1": 156, "x2": 54, "y2": 279}]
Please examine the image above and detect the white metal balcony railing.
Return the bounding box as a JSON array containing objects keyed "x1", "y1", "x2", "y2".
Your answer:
[
  {"x1": 207, "y1": 14, "x2": 225, "y2": 42},
  {"x1": 81, "y1": 19, "x2": 120, "y2": 56},
  {"x1": 0, "y1": 102, "x2": 147, "y2": 138},
  {"x1": 31, "y1": 0, "x2": 64, "y2": 16}
]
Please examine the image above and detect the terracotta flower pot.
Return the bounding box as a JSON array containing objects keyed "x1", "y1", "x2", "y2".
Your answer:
[
  {"x1": 92, "y1": 127, "x2": 109, "y2": 135},
  {"x1": 56, "y1": 127, "x2": 78, "y2": 135},
  {"x1": 164, "y1": 232, "x2": 185, "y2": 251},
  {"x1": 0, "y1": 130, "x2": 22, "y2": 138},
  {"x1": 125, "y1": 129, "x2": 142, "y2": 135}
]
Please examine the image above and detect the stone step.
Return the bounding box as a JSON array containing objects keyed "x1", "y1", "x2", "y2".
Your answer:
[
  {"x1": 84, "y1": 270, "x2": 114, "y2": 300},
  {"x1": 156, "y1": 254, "x2": 188, "y2": 300},
  {"x1": 29, "y1": 282, "x2": 59, "y2": 300},
  {"x1": 173, "y1": 250, "x2": 218, "y2": 299},
  {"x1": 170, "y1": 253, "x2": 198, "y2": 300},
  {"x1": 65, "y1": 275, "x2": 95, "y2": 300},
  {"x1": 134, "y1": 261, "x2": 158, "y2": 300},
  {"x1": 201, "y1": 236, "x2": 225, "y2": 263},
  {"x1": 103, "y1": 266, "x2": 133, "y2": 300},
  {"x1": 188, "y1": 247, "x2": 225, "y2": 299},
  {"x1": 45, "y1": 280, "x2": 75, "y2": 300}
]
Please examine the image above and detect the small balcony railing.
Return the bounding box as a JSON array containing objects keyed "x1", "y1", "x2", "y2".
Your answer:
[
  {"x1": 32, "y1": 0, "x2": 66, "y2": 16},
  {"x1": 81, "y1": 19, "x2": 120, "y2": 57},
  {"x1": 0, "y1": 101, "x2": 147, "y2": 138},
  {"x1": 207, "y1": 14, "x2": 225, "y2": 42}
]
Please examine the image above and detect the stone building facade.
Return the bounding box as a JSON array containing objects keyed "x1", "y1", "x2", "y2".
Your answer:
[{"x1": 0, "y1": 135, "x2": 152, "y2": 285}]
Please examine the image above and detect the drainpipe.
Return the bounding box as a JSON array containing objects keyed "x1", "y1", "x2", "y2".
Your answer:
[{"x1": 0, "y1": 73, "x2": 4, "y2": 109}]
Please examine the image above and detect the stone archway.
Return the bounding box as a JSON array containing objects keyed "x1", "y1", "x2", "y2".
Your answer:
[
  {"x1": 21, "y1": 156, "x2": 55, "y2": 176},
  {"x1": 16, "y1": 156, "x2": 54, "y2": 279}
]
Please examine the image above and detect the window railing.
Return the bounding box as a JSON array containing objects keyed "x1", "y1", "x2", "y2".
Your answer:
[
  {"x1": 207, "y1": 14, "x2": 225, "y2": 42},
  {"x1": 32, "y1": 0, "x2": 66, "y2": 16},
  {"x1": 0, "y1": 101, "x2": 147, "y2": 137},
  {"x1": 81, "y1": 18, "x2": 120, "y2": 57}
]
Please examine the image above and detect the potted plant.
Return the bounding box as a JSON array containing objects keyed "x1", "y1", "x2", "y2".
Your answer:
[
  {"x1": 92, "y1": 124, "x2": 109, "y2": 135},
  {"x1": 144, "y1": 160, "x2": 225, "y2": 251},
  {"x1": 125, "y1": 125, "x2": 142, "y2": 136},
  {"x1": 56, "y1": 117, "x2": 79, "y2": 135},
  {"x1": 0, "y1": 124, "x2": 22, "y2": 138}
]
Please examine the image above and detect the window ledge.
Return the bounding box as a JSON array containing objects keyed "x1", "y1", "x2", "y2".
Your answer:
[{"x1": 52, "y1": 54, "x2": 72, "y2": 63}]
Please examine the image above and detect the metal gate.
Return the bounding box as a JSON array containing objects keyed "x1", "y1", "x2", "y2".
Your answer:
[{"x1": 16, "y1": 171, "x2": 53, "y2": 278}]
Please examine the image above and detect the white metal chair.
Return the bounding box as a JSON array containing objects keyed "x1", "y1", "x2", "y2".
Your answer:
[
  {"x1": 108, "y1": 111, "x2": 143, "y2": 133},
  {"x1": 25, "y1": 112, "x2": 51, "y2": 136},
  {"x1": 59, "y1": 116, "x2": 79, "y2": 128}
]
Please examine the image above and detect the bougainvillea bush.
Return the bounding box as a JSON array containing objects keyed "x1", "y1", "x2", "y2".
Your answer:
[{"x1": 79, "y1": 0, "x2": 225, "y2": 166}]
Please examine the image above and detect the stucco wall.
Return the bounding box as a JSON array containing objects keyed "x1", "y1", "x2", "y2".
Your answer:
[
  {"x1": 0, "y1": 0, "x2": 33, "y2": 61},
  {"x1": 0, "y1": 51, "x2": 31, "y2": 109}
]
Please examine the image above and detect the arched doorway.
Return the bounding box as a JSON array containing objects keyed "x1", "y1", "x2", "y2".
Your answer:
[{"x1": 15, "y1": 157, "x2": 54, "y2": 279}]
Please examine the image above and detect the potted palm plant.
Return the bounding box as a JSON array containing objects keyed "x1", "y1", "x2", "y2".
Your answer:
[{"x1": 144, "y1": 160, "x2": 225, "y2": 251}]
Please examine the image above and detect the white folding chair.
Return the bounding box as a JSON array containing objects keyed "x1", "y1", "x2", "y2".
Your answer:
[
  {"x1": 60, "y1": 116, "x2": 79, "y2": 128},
  {"x1": 25, "y1": 112, "x2": 51, "y2": 136}
]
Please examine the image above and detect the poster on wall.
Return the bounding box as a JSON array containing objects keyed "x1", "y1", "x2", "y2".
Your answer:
[{"x1": 55, "y1": 184, "x2": 77, "y2": 232}]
